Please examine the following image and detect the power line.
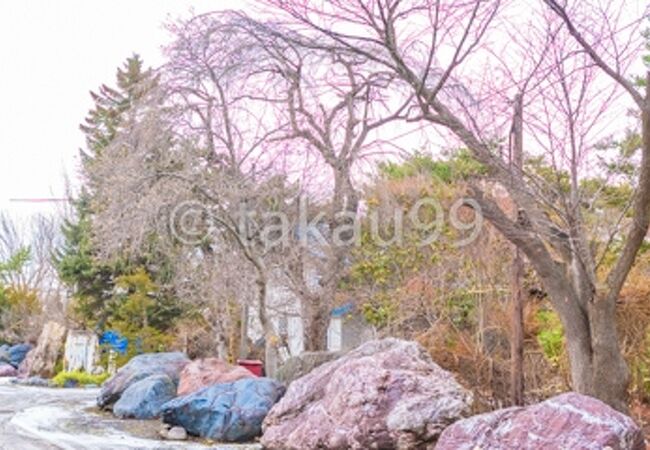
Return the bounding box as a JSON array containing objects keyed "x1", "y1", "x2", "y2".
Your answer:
[{"x1": 9, "y1": 198, "x2": 72, "y2": 203}]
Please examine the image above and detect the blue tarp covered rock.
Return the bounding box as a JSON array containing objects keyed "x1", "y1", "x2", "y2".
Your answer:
[
  {"x1": 8, "y1": 343, "x2": 32, "y2": 368},
  {"x1": 113, "y1": 374, "x2": 177, "y2": 419},
  {"x1": 97, "y1": 352, "x2": 189, "y2": 408},
  {"x1": 162, "y1": 377, "x2": 285, "y2": 442},
  {"x1": 0, "y1": 343, "x2": 32, "y2": 368}
]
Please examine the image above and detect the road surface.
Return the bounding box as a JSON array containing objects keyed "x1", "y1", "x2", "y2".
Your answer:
[{"x1": 0, "y1": 379, "x2": 261, "y2": 450}]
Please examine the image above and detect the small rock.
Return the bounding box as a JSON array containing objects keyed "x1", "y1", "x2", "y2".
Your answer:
[
  {"x1": 159, "y1": 423, "x2": 171, "y2": 438},
  {"x1": 166, "y1": 426, "x2": 188, "y2": 440},
  {"x1": 12, "y1": 376, "x2": 51, "y2": 387}
]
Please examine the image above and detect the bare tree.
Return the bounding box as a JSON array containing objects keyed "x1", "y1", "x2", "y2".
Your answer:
[
  {"x1": 89, "y1": 14, "x2": 306, "y2": 366},
  {"x1": 96, "y1": 11, "x2": 410, "y2": 356},
  {"x1": 261, "y1": 0, "x2": 649, "y2": 410},
  {"x1": 222, "y1": 15, "x2": 413, "y2": 350},
  {"x1": 0, "y1": 212, "x2": 64, "y2": 341}
]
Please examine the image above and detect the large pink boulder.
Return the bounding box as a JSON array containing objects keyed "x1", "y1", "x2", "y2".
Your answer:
[
  {"x1": 261, "y1": 338, "x2": 472, "y2": 450},
  {"x1": 437, "y1": 392, "x2": 644, "y2": 450},
  {"x1": 177, "y1": 358, "x2": 254, "y2": 396}
]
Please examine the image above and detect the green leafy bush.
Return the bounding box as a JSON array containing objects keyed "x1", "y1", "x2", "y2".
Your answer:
[
  {"x1": 536, "y1": 309, "x2": 564, "y2": 365},
  {"x1": 52, "y1": 370, "x2": 110, "y2": 387}
]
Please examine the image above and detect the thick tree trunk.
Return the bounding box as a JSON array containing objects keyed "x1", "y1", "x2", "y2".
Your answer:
[
  {"x1": 301, "y1": 168, "x2": 356, "y2": 352},
  {"x1": 557, "y1": 289, "x2": 629, "y2": 413},
  {"x1": 252, "y1": 268, "x2": 279, "y2": 376},
  {"x1": 215, "y1": 332, "x2": 228, "y2": 360},
  {"x1": 304, "y1": 300, "x2": 330, "y2": 351},
  {"x1": 589, "y1": 295, "x2": 629, "y2": 412},
  {"x1": 475, "y1": 190, "x2": 632, "y2": 412},
  {"x1": 564, "y1": 325, "x2": 628, "y2": 413}
]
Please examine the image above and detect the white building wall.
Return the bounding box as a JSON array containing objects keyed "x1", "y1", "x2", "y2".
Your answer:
[
  {"x1": 64, "y1": 331, "x2": 99, "y2": 373},
  {"x1": 327, "y1": 317, "x2": 343, "y2": 352},
  {"x1": 287, "y1": 316, "x2": 304, "y2": 355},
  {"x1": 247, "y1": 268, "x2": 305, "y2": 361}
]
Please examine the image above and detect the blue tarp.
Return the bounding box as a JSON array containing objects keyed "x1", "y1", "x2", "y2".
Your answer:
[
  {"x1": 331, "y1": 303, "x2": 354, "y2": 318},
  {"x1": 99, "y1": 330, "x2": 128, "y2": 355}
]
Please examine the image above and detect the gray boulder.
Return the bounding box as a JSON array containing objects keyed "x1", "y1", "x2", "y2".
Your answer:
[
  {"x1": 0, "y1": 345, "x2": 10, "y2": 364},
  {"x1": 12, "y1": 376, "x2": 51, "y2": 387},
  {"x1": 113, "y1": 374, "x2": 177, "y2": 419},
  {"x1": 162, "y1": 377, "x2": 285, "y2": 442},
  {"x1": 97, "y1": 352, "x2": 189, "y2": 408},
  {"x1": 275, "y1": 351, "x2": 342, "y2": 384},
  {"x1": 261, "y1": 338, "x2": 472, "y2": 450},
  {"x1": 436, "y1": 392, "x2": 644, "y2": 450}
]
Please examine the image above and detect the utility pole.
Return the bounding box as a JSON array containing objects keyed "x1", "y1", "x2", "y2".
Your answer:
[{"x1": 510, "y1": 93, "x2": 525, "y2": 406}]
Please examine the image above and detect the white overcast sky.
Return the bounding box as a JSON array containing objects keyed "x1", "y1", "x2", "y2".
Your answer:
[
  {"x1": 1, "y1": 1, "x2": 645, "y2": 222},
  {"x1": 0, "y1": 0, "x2": 251, "y2": 218}
]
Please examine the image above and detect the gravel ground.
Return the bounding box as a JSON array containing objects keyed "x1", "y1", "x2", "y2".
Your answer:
[{"x1": 0, "y1": 378, "x2": 262, "y2": 450}]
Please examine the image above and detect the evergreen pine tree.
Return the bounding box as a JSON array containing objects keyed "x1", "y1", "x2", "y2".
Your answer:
[
  {"x1": 79, "y1": 54, "x2": 158, "y2": 185},
  {"x1": 55, "y1": 55, "x2": 162, "y2": 329},
  {"x1": 55, "y1": 191, "x2": 118, "y2": 327}
]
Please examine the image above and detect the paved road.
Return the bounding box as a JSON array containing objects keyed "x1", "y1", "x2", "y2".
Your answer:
[{"x1": 0, "y1": 379, "x2": 261, "y2": 450}]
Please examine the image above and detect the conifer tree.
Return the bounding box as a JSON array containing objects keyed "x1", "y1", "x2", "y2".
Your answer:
[
  {"x1": 56, "y1": 55, "x2": 162, "y2": 329},
  {"x1": 79, "y1": 54, "x2": 157, "y2": 185}
]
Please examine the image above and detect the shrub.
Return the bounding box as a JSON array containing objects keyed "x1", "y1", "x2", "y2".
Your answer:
[
  {"x1": 535, "y1": 309, "x2": 564, "y2": 365},
  {"x1": 52, "y1": 370, "x2": 109, "y2": 387}
]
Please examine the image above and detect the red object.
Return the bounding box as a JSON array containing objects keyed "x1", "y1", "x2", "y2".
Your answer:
[{"x1": 237, "y1": 359, "x2": 264, "y2": 377}]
